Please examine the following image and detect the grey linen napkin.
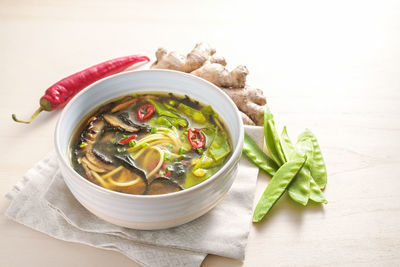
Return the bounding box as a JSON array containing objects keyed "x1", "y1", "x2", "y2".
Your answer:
[{"x1": 5, "y1": 126, "x2": 263, "y2": 267}]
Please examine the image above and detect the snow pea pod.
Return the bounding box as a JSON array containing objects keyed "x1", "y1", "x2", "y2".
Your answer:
[
  {"x1": 282, "y1": 128, "x2": 326, "y2": 204},
  {"x1": 178, "y1": 103, "x2": 207, "y2": 123},
  {"x1": 281, "y1": 126, "x2": 295, "y2": 159},
  {"x1": 287, "y1": 140, "x2": 313, "y2": 206},
  {"x1": 264, "y1": 106, "x2": 287, "y2": 166},
  {"x1": 298, "y1": 129, "x2": 327, "y2": 189},
  {"x1": 252, "y1": 155, "x2": 306, "y2": 222},
  {"x1": 281, "y1": 127, "x2": 312, "y2": 205},
  {"x1": 209, "y1": 128, "x2": 231, "y2": 161},
  {"x1": 147, "y1": 99, "x2": 179, "y2": 119},
  {"x1": 309, "y1": 174, "x2": 328, "y2": 204},
  {"x1": 288, "y1": 168, "x2": 311, "y2": 205},
  {"x1": 243, "y1": 133, "x2": 278, "y2": 177}
]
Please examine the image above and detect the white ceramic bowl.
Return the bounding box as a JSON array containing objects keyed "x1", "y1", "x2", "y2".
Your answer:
[{"x1": 55, "y1": 70, "x2": 244, "y2": 230}]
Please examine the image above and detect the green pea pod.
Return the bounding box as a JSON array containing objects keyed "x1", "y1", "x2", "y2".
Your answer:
[
  {"x1": 298, "y1": 129, "x2": 327, "y2": 189},
  {"x1": 243, "y1": 133, "x2": 278, "y2": 177},
  {"x1": 166, "y1": 116, "x2": 188, "y2": 128},
  {"x1": 264, "y1": 106, "x2": 287, "y2": 166},
  {"x1": 147, "y1": 99, "x2": 180, "y2": 118},
  {"x1": 201, "y1": 105, "x2": 217, "y2": 119},
  {"x1": 281, "y1": 126, "x2": 294, "y2": 159},
  {"x1": 309, "y1": 174, "x2": 328, "y2": 204},
  {"x1": 209, "y1": 128, "x2": 231, "y2": 161},
  {"x1": 252, "y1": 155, "x2": 306, "y2": 222},
  {"x1": 178, "y1": 103, "x2": 207, "y2": 123},
  {"x1": 287, "y1": 140, "x2": 313, "y2": 206},
  {"x1": 280, "y1": 127, "x2": 313, "y2": 205}
]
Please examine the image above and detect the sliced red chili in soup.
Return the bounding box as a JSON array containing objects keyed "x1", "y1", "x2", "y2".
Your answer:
[
  {"x1": 187, "y1": 128, "x2": 205, "y2": 148},
  {"x1": 137, "y1": 104, "x2": 155, "y2": 121}
]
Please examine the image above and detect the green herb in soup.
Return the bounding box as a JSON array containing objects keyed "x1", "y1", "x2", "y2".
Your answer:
[{"x1": 70, "y1": 92, "x2": 231, "y2": 195}]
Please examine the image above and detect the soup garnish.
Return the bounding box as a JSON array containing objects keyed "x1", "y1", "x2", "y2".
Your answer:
[{"x1": 70, "y1": 92, "x2": 231, "y2": 195}]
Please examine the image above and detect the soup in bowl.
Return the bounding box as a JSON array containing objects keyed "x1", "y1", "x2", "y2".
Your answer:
[
  {"x1": 55, "y1": 70, "x2": 243, "y2": 229},
  {"x1": 70, "y1": 92, "x2": 232, "y2": 195}
]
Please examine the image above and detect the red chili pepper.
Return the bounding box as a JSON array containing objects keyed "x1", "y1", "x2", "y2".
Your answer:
[
  {"x1": 187, "y1": 128, "x2": 205, "y2": 149},
  {"x1": 118, "y1": 134, "x2": 137, "y2": 145},
  {"x1": 12, "y1": 55, "x2": 150, "y2": 124},
  {"x1": 136, "y1": 104, "x2": 155, "y2": 121}
]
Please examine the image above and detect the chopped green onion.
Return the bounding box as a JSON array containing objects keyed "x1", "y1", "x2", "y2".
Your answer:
[
  {"x1": 159, "y1": 170, "x2": 166, "y2": 176},
  {"x1": 197, "y1": 148, "x2": 204, "y2": 154},
  {"x1": 167, "y1": 166, "x2": 174, "y2": 172},
  {"x1": 122, "y1": 134, "x2": 127, "y2": 139},
  {"x1": 179, "y1": 148, "x2": 188, "y2": 154},
  {"x1": 117, "y1": 147, "x2": 126, "y2": 153},
  {"x1": 129, "y1": 140, "x2": 136, "y2": 147},
  {"x1": 168, "y1": 144, "x2": 174, "y2": 151},
  {"x1": 169, "y1": 100, "x2": 176, "y2": 106},
  {"x1": 164, "y1": 153, "x2": 171, "y2": 160},
  {"x1": 151, "y1": 127, "x2": 157, "y2": 134}
]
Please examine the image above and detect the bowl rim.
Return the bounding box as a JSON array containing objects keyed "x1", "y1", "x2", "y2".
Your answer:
[{"x1": 55, "y1": 69, "x2": 244, "y2": 199}]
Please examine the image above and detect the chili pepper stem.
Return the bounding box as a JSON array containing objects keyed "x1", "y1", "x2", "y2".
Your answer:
[{"x1": 12, "y1": 107, "x2": 44, "y2": 124}]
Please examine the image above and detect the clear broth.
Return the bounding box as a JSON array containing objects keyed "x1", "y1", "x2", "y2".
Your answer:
[{"x1": 69, "y1": 92, "x2": 232, "y2": 195}]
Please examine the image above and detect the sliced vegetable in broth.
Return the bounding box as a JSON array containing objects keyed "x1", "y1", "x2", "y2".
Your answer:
[{"x1": 70, "y1": 92, "x2": 232, "y2": 195}]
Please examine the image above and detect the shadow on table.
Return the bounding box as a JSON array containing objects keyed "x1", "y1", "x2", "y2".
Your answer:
[{"x1": 252, "y1": 193, "x2": 326, "y2": 232}]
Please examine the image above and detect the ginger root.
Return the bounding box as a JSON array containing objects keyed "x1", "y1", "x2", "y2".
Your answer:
[
  {"x1": 191, "y1": 63, "x2": 248, "y2": 88},
  {"x1": 222, "y1": 86, "x2": 266, "y2": 126},
  {"x1": 240, "y1": 111, "x2": 256, "y2": 126},
  {"x1": 152, "y1": 43, "x2": 216, "y2": 73},
  {"x1": 150, "y1": 43, "x2": 267, "y2": 125}
]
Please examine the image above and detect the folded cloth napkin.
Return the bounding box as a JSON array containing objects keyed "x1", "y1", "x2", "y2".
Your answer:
[{"x1": 5, "y1": 126, "x2": 263, "y2": 267}]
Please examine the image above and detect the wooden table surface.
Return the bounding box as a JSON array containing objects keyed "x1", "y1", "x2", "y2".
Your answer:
[{"x1": 1, "y1": 0, "x2": 399, "y2": 266}]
